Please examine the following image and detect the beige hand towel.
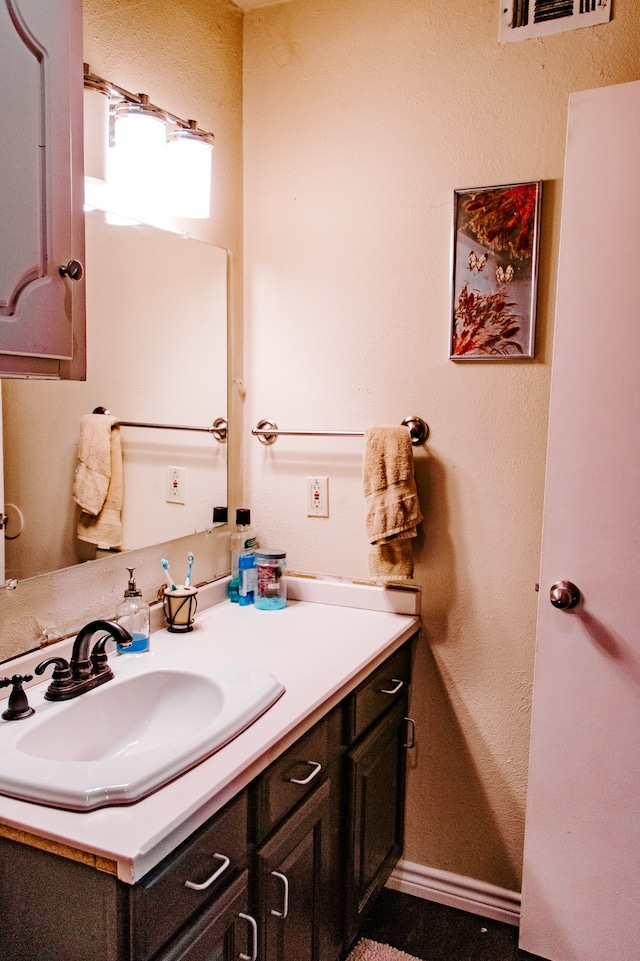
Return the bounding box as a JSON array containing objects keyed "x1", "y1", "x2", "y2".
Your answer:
[
  {"x1": 73, "y1": 414, "x2": 114, "y2": 515},
  {"x1": 364, "y1": 425, "x2": 422, "y2": 582},
  {"x1": 74, "y1": 415, "x2": 123, "y2": 549}
]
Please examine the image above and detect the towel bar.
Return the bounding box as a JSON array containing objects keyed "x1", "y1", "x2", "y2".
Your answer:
[
  {"x1": 252, "y1": 416, "x2": 429, "y2": 447},
  {"x1": 92, "y1": 407, "x2": 227, "y2": 442}
]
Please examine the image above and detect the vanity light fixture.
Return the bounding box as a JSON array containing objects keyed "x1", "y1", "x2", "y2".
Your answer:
[
  {"x1": 83, "y1": 66, "x2": 215, "y2": 221},
  {"x1": 109, "y1": 98, "x2": 168, "y2": 222}
]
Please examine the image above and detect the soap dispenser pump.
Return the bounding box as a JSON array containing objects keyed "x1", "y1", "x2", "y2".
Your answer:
[{"x1": 116, "y1": 568, "x2": 150, "y2": 653}]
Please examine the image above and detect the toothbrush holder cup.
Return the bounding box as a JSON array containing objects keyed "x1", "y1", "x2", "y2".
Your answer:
[{"x1": 163, "y1": 587, "x2": 198, "y2": 633}]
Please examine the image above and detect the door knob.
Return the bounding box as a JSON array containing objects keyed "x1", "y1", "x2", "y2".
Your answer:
[
  {"x1": 59, "y1": 259, "x2": 84, "y2": 281},
  {"x1": 549, "y1": 580, "x2": 581, "y2": 610}
]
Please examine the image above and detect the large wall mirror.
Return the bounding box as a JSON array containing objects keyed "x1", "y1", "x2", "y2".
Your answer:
[{"x1": 1, "y1": 210, "x2": 228, "y2": 583}]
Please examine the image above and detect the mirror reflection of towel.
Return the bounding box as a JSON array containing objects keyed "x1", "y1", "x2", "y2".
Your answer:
[
  {"x1": 73, "y1": 414, "x2": 123, "y2": 548},
  {"x1": 363, "y1": 426, "x2": 422, "y2": 582}
]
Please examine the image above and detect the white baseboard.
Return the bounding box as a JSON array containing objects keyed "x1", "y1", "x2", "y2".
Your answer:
[{"x1": 386, "y1": 860, "x2": 521, "y2": 927}]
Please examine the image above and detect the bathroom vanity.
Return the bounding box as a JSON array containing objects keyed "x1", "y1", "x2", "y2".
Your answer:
[{"x1": 0, "y1": 579, "x2": 419, "y2": 961}]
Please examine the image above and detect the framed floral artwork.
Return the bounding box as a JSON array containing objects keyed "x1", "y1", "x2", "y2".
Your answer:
[{"x1": 449, "y1": 181, "x2": 542, "y2": 359}]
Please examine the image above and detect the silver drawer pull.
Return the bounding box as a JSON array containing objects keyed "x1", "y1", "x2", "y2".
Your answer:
[
  {"x1": 288, "y1": 760, "x2": 322, "y2": 785},
  {"x1": 270, "y1": 870, "x2": 289, "y2": 918},
  {"x1": 381, "y1": 678, "x2": 403, "y2": 695},
  {"x1": 404, "y1": 716, "x2": 416, "y2": 749},
  {"x1": 238, "y1": 912, "x2": 258, "y2": 961},
  {"x1": 184, "y1": 853, "x2": 230, "y2": 890}
]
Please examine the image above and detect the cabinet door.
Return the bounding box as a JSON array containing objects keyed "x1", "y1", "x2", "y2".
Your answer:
[
  {"x1": 344, "y1": 698, "x2": 408, "y2": 943},
  {"x1": 0, "y1": 0, "x2": 86, "y2": 379},
  {"x1": 255, "y1": 779, "x2": 332, "y2": 961}
]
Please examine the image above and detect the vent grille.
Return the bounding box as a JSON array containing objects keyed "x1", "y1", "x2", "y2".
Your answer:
[{"x1": 499, "y1": 0, "x2": 611, "y2": 42}]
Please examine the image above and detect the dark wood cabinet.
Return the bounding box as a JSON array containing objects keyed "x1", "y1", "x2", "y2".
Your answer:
[
  {"x1": 344, "y1": 700, "x2": 408, "y2": 944},
  {"x1": 250, "y1": 705, "x2": 343, "y2": 961},
  {"x1": 154, "y1": 871, "x2": 253, "y2": 961},
  {"x1": 0, "y1": 636, "x2": 415, "y2": 961},
  {"x1": 342, "y1": 639, "x2": 413, "y2": 947},
  {"x1": 0, "y1": 790, "x2": 250, "y2": 961},
  {"x1": 127, "y1": 790, "x2": 249, "y2": 961},
  {"x1": 255, "y1": 779, "x2": 331, "y2": 961}
]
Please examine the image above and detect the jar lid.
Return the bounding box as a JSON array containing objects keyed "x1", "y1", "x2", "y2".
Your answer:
[{"x1": 255, "y1": 548, "x2": 286, "y2": 560}]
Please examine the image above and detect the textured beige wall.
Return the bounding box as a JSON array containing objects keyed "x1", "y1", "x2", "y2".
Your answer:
[{"x1": 242, "y1": 0, "x2": 640, "y2": 889}]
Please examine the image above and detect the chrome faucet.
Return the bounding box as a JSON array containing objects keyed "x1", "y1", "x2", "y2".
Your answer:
[{"x1": 36, "y1": 619, "x2": 132, "y2": 701}]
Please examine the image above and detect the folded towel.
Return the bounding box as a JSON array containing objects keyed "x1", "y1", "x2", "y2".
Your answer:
[
  {"x1": 73, "y1": 415, "x2": 123, "y2": 549},
  {"x1": 363, "y1": 425, "x2": 422, "y2": 582}
]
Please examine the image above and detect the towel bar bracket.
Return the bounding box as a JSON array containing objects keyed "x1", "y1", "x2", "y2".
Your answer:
[{"x1": 253, "y1": 416, "x2": 428, "y2": 447}]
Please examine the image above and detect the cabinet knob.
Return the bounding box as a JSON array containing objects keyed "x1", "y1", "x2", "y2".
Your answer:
[{"x1": 59, "y1": 259, "x2": 84, "y2": 281}]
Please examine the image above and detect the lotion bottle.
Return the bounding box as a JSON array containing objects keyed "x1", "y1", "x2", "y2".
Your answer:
[{"x1": 116, "y1": 568, "x2": 150, "y2": 653}]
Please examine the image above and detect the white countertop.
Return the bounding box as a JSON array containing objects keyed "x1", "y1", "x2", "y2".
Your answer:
[{"x1": 0, "y1": 578, "x2": 419, "y2": 882}]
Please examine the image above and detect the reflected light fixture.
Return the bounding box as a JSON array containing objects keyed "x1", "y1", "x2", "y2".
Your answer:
[
  {"x1": 166, "y1": 120, "x2": 215, "y2": 219},
  {"x1": 83, "y1": 74, "x2": 109, "y2": 183},
  {"x1": 83, "y1": 66, "x2": 215, "y2": 222}
]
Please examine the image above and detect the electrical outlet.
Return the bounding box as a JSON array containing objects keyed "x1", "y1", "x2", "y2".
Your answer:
[
  {"x1": 307, "y1": 476, "x2": 329, "y2": 517},
  {"x1": 166, "y1": 466, "x2": 186, "y2": 504}
]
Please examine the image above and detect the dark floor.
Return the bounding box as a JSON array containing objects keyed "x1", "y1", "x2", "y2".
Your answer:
[{"x1": 360, "y1": 888, "x2": 547, "y2": 961}]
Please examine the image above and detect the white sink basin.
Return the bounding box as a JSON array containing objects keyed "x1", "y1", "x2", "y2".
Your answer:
[{"x1": 0, "y1": 652, "x2": 284, "y2": 810}]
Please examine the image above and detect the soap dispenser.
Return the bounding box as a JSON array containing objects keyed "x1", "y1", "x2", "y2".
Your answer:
[{"x1": 116, "y1": 568, "x2": 150, "y2": 653}]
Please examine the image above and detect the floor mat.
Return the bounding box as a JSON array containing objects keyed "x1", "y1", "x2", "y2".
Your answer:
[{"x1": 346, "y1": 938, "x2": 423, "y2": 961}]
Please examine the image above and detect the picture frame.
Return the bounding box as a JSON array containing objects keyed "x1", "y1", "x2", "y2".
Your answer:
[{"x1": 449, "y1": 181, "x2": 542, "y2": 360}]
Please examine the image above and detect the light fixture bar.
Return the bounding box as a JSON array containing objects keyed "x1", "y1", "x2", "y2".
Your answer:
[{"x1": 83, "y1": 65, "x2": 215, "y2": 146}]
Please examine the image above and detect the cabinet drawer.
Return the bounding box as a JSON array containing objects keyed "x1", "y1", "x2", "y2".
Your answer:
[
  {"x1": 129, "y1": 790, "x2": 248, "y2": 961},
  {"x1": 251, "y1": 708, "x2": 340, "y2": 842},
  {"x1": 344, "y1": 641, "x2": 412, "y2": 744},
  {"x1": 155, "y1": 870, "x2": 252, "y2": 961}
]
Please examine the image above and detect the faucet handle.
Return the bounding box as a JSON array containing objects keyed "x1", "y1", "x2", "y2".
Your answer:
[
  {"x1": 0, "y1": 674, "x2": 35, "y2": 720},
  {"x1": 90, "y1": 636, "x2": 115, "y2": 681},
  {"x1": 35, "y1": 657, "x2": 75, "y2": 700}
]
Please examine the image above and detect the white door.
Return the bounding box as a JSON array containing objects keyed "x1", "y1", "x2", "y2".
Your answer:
[{"x1": 519, "y1": 81, "x2": 640, "y2": 961}]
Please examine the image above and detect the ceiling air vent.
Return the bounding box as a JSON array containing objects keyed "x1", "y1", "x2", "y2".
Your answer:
[{"x1": 499, "y1": 0, "x2": 611, "y2": 43}]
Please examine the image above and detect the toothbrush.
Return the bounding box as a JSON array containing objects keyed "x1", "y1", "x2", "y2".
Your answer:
[
  {"x1": 161, "y1": 558, "x2": 177, "y2": 591},
  {"x1": 185, "y1": 552, "x2": 194, "y2": 588}
]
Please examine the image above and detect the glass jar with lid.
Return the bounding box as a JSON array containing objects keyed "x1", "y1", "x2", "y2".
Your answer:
[{"x1": 254, "y1": 549, "x2": 287, "y2": 610}]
